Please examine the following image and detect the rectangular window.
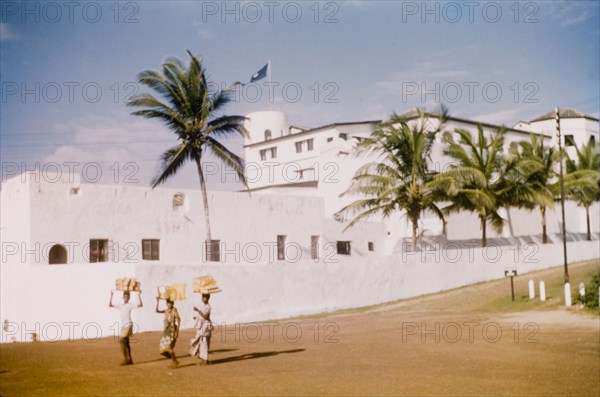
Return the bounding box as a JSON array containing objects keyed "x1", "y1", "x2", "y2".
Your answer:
[
  {"x1": 204, "y1": 240, "x2": 220, "y2": 262},
  {"x1": 271, "y1": 147, "x2": 278, "y2": 159},
  {"x1": 260, "y1": 149, "x2": 267, "y2": 161},
  {"x1": 589, "y1": 136, "x2": 596, "y2": 146},
  {"x1": 339, "y1": 133, "x2": 348, "y2": 140},
  {"x1": 564, "y1": 135, "x2": 575, "y2": 146},
  {"x1": 311, "y1": 236, "x2": 319, "y2": 260},
  {"x1": 295, "y1": 141, "x2": 302, "y2": 153},
  {"x1": 90, "y1": 239, "x2": 108, "y2": 263},
  {"x1": 277, "y1": 235, "x2": 286, "y2": 260},
  {"x1": 327, "y1": 137, "x2": 333, "y2": 143},
  {"x1": 368, "y1": 242, "x2": 374, "y2": 252},
  {"x1": 307, "y1": 138, "x2": 314, "y2": 151},
  {"x1": 142, "y1": 239, "x2": 160, "y2": 260},
  {"x1": 337, "y1": 241, "x2": 351, "y2": 255}
]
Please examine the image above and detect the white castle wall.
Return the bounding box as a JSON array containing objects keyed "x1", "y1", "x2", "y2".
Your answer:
[
  {"x1": 1, "y1": 239, "x2": 598, "y2": 342},
  {"x1": 0, "y1": 173, "x2": 32, "y2": 265},
  {"x1": 445, "y1": 201, "x2": 599, "y2": 241},
  {"x1": 1, "y1": 171, "x2": 389, "y2": 267}
]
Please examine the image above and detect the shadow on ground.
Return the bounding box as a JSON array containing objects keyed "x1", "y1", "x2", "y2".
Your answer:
[{"x1": 210, "y1": 349, "x2": 305, "y2": 365}]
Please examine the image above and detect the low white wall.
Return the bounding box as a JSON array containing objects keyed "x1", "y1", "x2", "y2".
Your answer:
[
  {"x1": 0, "y1": 263, "x2": 136, "y2": 343},
  {"x1": 1, "y1": 240, "x2": 598, "y2": 342}
]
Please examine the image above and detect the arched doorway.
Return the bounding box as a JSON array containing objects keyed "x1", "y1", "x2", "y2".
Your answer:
[{"x1": 49, "y1": 244, "x2": 68, "y2": 264}]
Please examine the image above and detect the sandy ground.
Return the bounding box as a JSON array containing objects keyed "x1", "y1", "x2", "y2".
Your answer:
[{"x1": 1, "y1": 261, "x2": 599, "y2": 397}]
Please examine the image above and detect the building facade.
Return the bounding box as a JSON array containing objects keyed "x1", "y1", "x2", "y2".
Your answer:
[
  {"x1": 242, "y1": 108, "x2": 600, "y2": 251},
  {"x1": 1, "y1": 107, "x2": 598, "y2": 342}
]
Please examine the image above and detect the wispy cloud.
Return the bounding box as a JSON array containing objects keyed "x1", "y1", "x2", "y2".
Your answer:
[
  {"x1": 345, "y1": 0, "x2": 368, "y2": 8},
  {"x1": 430, "y1": 70, "x2": 469, "y2": 78},
  {"x1": 375, "y1": 61, "x2": 470, "y2": 94},
  {"x1": 0, "y1": 23, "x2": 20, "y2": 41},
  {"x1": 45, "y1": 117, "x2": 171, "y2": 185},
  {"x1": 198, "y1": 28, "x2": 215, "y2": 40},
  {"x1": 561, "y1": 11, "x2": 589, "y2": 27},
  {"x1": 544, "y1": 1, "x2": 595, "y2": 27},
  {"x1": 44, "y1": 116, "x2": 244, "y2": 190}
]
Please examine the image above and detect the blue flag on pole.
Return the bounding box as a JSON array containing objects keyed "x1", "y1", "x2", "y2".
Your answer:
[{"x1": 250, "y1": 63, "x2": 268, "y2": 83}]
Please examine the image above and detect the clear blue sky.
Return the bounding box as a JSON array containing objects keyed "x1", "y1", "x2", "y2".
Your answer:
[{"x1": 1, "y1": 1, "x2": 598, "y2": 190}]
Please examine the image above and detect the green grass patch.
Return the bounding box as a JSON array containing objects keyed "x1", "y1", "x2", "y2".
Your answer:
[
  {"x1": 479, "y1": 261, "x2": 600, "y2": 313},
  {"x1": 276, "y1": 259, "x2": 600, "y2": 320}
]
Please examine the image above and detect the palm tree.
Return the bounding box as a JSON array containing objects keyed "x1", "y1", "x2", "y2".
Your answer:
[
  {"x1": 127, "y1": 51, "x2": 248, "y2": 260},
  {"x1": 506, "y1": 134, "x2": 557, "y2": 243},
  {"x1": 565, "y1": 140, "x2": 600, "y2": 240},
  {"x1": 441, "y1": 125, "x2": 506, "y2": 247},
  {"x1": 334, "y1": 108, "x2": 449, "y2": 251}
]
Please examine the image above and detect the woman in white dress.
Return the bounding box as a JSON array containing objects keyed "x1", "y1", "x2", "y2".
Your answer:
[{"x1": 189, "y1": 293, "x2": 213, "y2": 365}]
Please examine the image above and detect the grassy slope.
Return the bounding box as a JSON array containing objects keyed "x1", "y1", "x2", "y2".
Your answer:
[{"x1": 289, "y1": 258, "x2": 600, "y2": 318}]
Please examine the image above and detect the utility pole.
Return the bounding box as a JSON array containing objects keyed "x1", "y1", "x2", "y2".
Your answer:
[{"x1": 555, "y1": 107, "x2": 571, "y2": 306}]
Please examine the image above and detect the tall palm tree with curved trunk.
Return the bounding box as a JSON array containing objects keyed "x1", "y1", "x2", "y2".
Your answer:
[
  {"x1": 335, "y1": 108, "x2": 449, "y2": 251},
  {"x1": 565, "y1": 141, "x2": 600, "y2": 241},
  {"x1": 506, "y1": 134, "x2": 557, "y2": 243},
  {"x1": 441, "y1": 125, "x2": 506, "y2": 247},
  {"x1": 127, "y1": 51, "x2": 248, "y2": 260}
]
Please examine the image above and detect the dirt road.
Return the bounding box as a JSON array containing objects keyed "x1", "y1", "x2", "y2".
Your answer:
[{"x1": 2, "y1": 260, "x2": 598, "y2": 396}]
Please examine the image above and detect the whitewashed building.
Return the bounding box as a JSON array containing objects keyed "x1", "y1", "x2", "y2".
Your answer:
[
  {"x1": 1, "y1": 107, "x2": 598, "y2": 342},
  {"x1": 242, "y1": 108, "x2": 600, "y2": 249}
]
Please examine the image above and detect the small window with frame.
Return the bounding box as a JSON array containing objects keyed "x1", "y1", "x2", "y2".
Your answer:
[
  {"x1": 337, "y1": 241, "x2": 351, "y2": 255},
  {"x1": 277, "y1": 235, "x2": 286, "y2": 260},
  {"x1": 142, "y1": 239, "x2": 160, "y2": 260},
  {"x1": 90, "y1": 239, "x2": 109, "y2": 263},
  {"x1": 564, "y1": 135, "x2": 575, "y2": 147}
]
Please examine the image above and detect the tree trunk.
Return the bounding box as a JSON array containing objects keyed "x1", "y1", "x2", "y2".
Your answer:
[
  {"x1": 585, "y1": 204, "x2": 591, "y2": 241},
  {"x1": 195, "y1": 157, "x2": 212, "y2": 259},
  {"x1": 481, "y1": 216, "x2": 487, "y2": 248},
  {"x1": 541, "y1": 206, "x2": 547, "y2": 244},
  {"x1": 412, "y1": 219, "x2": 418, "y2": 252}
]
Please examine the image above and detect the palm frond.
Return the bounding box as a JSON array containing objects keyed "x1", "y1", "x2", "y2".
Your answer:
[
  {"x1": 206, "y1": 137, "x2": 248, "y2": 189},
  {"x1": 128, "y1": 52, "x2": 248, "y2": 192},
  {"x1": 151, "y1": 144, "x2": 189, "y2": 188}
]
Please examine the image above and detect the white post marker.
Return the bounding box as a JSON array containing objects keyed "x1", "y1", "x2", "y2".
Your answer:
[
  {"x1": 579, "y1": 282, "x2": 585, "y2": 308},
  {"x1": 564, "y1": 282, "x2": 572, "y2": 307},
  {"x1": 539, "y1": 281, "x2": 546, "y2": 302},
  {"x1": 528, "y1": 279, "x2": 535, "y2": 299}
]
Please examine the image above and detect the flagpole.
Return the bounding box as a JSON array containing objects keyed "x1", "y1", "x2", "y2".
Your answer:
[{"x1": 267, "y1": 59, "x2": 272, "y2": 111}]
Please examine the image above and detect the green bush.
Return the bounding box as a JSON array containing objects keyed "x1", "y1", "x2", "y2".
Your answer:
[{"x1": 574, "y1": 270, "x2": 600, "y2": 309}]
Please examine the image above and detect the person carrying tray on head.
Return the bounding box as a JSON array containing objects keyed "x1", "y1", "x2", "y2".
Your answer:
[
  {"x1": 190, "y1": 293, "x2": 214, "y2": 365},
  {"x1": 109, "y1": 289, "x2": 143, "y2": 365},
  {"x1": 156, "y1": 293, "x2": 181, "y2": 369}
]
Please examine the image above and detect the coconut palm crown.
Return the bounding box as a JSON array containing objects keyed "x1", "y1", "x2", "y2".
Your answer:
[
  {"x1": 441, "y1": 125, "x2": 507, "y2": 247},
  {"x1": 565, "y1": 140, "x2": 600, "y2": 240},
  {"x1": 127, "y1": 51, "x2": 248, "y2": 255},
  {"x1": 503, "y1": 134, "x2": 556, "y2": 243},
  {"x1": 335, "y1": 107, "x2": 449, "y2": 251}
]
